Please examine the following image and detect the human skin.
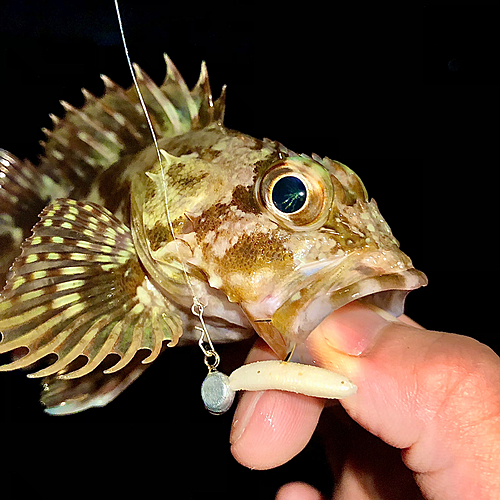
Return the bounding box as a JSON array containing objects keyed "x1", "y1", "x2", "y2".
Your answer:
[{"x1": 230, "y1": 302, "x2": 500, "y2": 500}]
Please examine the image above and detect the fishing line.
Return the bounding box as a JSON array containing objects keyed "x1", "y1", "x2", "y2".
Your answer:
[
  {"x1": 113, "y1": 0, "x2": 179, "y2": 281},
  {"x1": 113, "y1": 0, "x2": 233, "y2": 413}
]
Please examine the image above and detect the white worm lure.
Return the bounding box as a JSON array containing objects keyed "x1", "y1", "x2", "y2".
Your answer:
[
  {"x1": 229, "y1": 361, "x2": 357, "y2": 399},
  {"x1": 201, "y1": 361, "x2": 357, "y2": 414}
]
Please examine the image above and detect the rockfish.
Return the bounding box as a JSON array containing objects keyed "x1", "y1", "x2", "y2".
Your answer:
[{"x1": 0, "y1": 54, "x2": 427, "y2": 414}]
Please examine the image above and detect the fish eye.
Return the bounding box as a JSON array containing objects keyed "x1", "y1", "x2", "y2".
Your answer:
[
  {"x1": 257, "y1": 157, "x2": 334, "y2": 231},
  {"x1": 271, "y1": 175, "x2": 307, "y2": 214}
]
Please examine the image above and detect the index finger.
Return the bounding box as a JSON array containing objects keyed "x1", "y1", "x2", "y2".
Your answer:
[{"x1": 230, "y1": 339, "x2": 325, "y2": 470}]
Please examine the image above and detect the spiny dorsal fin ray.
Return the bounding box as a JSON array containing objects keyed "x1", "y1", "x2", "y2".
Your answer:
[
  {"x1": 132, "y1": 62, "x2": 184, "y2": 136},
  {"x1": 38, "y1": 55, "x2": 224, "y2": 197},
  {"x1": 0, "y1": 199, "x2": 182, "y2": 379},
  {"x1": 160, "y1": 53, "x2": 199, "y2": 123},
  {"x1": 191, "y1": 61, "x2": 226, "y2": 128}
]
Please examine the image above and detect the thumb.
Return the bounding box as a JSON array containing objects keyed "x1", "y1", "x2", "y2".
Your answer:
[{"x1": 306, "y1": 302, "x2": 500, "y2": 500}]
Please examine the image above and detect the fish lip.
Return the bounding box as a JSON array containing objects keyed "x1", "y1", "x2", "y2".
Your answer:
[
  {"x1": 284, "y1": 267, "x2": 427, "y2": 343},
  {"x1": 253, "y1": 249, "x2": 428, "y2": 358}
]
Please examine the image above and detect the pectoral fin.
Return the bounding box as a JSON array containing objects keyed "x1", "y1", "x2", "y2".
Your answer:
[
  {"x1": 0, "y1": 199, "x2": 182, "y2": 392},
  {"x1": 40, "y1": 352, "x2": 156, "y2": 415}
]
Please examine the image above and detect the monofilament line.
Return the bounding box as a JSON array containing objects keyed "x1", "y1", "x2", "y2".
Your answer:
[
  {"x1": 113, "y1": 0, "x2": 195, "y2": 298},
  {"x1": 114, "y1": 0, "x2": 217, "y2": 358}
]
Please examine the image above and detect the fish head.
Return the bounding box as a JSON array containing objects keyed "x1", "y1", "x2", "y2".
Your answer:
[
  {"x1": 131, "y1": 128, "x2": 427, "y2": 358},
  {"x1": 246, "y1": 153, "x2": 427, "y2": 358}
]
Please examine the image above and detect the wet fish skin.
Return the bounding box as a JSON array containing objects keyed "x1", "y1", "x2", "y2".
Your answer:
[{"x1": 0, "y1": 55, "x2": 427, "y2": 413}]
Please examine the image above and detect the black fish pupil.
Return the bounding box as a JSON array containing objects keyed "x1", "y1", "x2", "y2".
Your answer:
[{"x1": 271, "y1": 176, "x2": 307, "y2": 213}]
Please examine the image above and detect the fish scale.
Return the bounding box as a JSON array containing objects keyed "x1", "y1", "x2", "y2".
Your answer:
[{"x1": 0, "y1": 54, "x2": 426, "y2": 414}]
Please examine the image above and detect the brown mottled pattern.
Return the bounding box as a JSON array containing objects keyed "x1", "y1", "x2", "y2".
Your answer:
[
  {"x1": 192, "y1": 203, "x2": 231, "y2": 241},
  {"x1": 0, "y1": 55, "x2": 427, "y2": 414},
  {"x1": 231, "y1": 185, "x2": 261, "y2": 214},
  {"x1": 146, "y1": 221, "x2": 174, "y2": 249},
  {"x1": 217, "y1": 232, "x2": 293, "y2": 272}
]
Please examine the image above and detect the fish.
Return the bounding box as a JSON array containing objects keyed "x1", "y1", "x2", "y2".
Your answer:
[{"x1": 0, "y1": 50, "x2": 427, "y2": 415}]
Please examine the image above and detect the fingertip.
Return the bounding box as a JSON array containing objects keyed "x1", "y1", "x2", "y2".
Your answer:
[
  {"x1": 276, "y1": 481, "x2": 324, "y2": 500},
  {"x1": 306, "y1": 304, "x2": 430, "y2": 447},
  {"x1": 230, "y1": 339, "x2": 325, "y2": 469},
  {"x1": 230, "y1": 389, "x2": 324, "y2": 470}
]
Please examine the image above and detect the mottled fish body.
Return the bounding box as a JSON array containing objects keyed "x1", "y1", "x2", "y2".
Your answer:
[{"x1": 0, "y1": 53, "x2": 427, "y2": 414}]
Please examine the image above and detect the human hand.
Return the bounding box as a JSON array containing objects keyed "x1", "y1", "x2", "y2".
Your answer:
[{"x1": 230, "y1": 302, "x2": 500, "y2": 499}]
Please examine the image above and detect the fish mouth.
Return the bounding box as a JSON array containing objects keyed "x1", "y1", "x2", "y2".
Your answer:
[{"x1": 249, "y1": 249, "x2": 428, "y2": 359}]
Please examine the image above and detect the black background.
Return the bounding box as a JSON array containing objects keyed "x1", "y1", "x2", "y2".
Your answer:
[{"x1": 0, "y1": 3, "x2": 498, "y2": 498}]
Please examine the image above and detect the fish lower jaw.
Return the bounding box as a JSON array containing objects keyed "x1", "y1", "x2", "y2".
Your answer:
[
  {"x1": 239, "y1": 264, "x2": 427, "y2": 360},
  {"x1": 233, "y1": 241, "x2": 427, "y2": 356},
  {"x1": 273, "y1": 267, "x2": 428, "y2": 353}
]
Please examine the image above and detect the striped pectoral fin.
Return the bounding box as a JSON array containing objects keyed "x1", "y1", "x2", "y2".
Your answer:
[
  {"x1": 0, "y1": 199, "x2": 183, "y2": 392},
  {"x1": 40, "y1": 352, "x2": 157, "y2": 415}
]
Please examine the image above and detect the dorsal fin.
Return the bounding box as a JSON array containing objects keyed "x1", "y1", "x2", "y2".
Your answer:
[{"x1": 38, "y1": 55, "x2": 226, "y2": 197}]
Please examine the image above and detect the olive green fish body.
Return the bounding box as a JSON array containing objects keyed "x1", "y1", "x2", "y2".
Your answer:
[{"x1": 0, "y1": 55, "x2": 427, "y2": 414}]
